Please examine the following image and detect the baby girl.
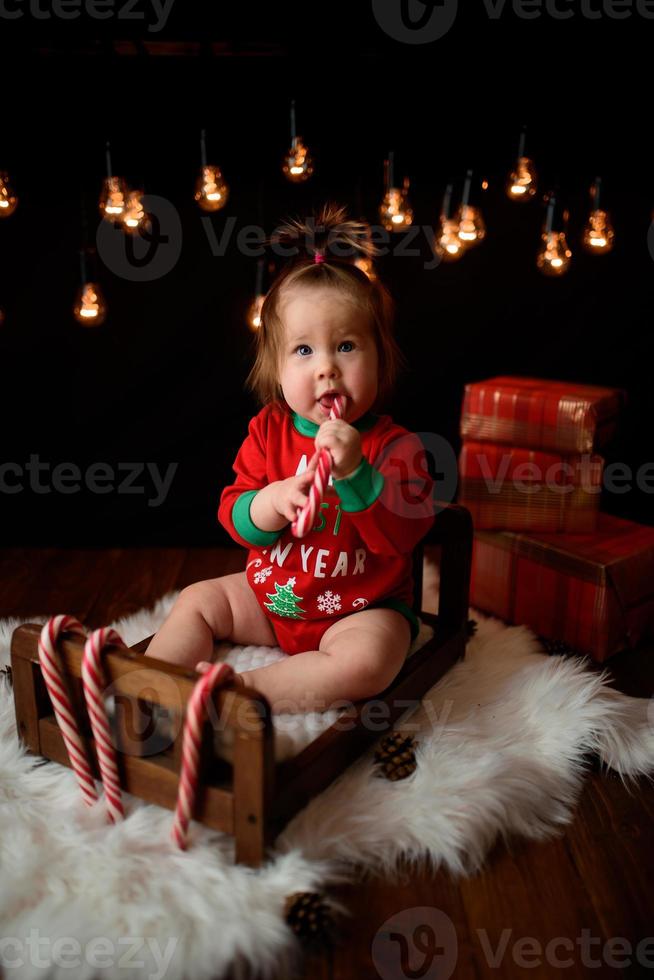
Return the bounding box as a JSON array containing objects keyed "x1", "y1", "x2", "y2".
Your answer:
[{"x1": 146, "y1": 204, "x2": 435, "y2": 713}]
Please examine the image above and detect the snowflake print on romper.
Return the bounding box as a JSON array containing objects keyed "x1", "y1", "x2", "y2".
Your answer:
[
  {"x1": 317, "y1": 590, "x2": 342, "y2": 615},
  {"x1": 264, "y1": 577, "x2": 306, "y2": 619},
  {"x1": 253, "y1": 566, "x2": 273, "y2": 585}
]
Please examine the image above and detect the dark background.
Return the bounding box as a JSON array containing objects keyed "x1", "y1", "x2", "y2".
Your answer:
[{"x1": 0, "y1": 1, "x2": 652, "y2": 546}]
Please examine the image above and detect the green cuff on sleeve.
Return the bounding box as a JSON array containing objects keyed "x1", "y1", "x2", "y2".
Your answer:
[
  {"x1": 232, "y1": 490, "x2": 284, "y2": 546},
  {"x1": 333, "y1": 457, "x2": 385, "y2": 512}
]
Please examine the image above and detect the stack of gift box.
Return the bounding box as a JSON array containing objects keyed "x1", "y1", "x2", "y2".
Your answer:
[{"x1": 457, "y1": 376, "x2": 654, "y2": 662}]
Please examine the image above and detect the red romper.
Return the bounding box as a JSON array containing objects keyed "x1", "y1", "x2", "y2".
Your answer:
[{"x1": 218, "y1": 401, "x2": 435, "y2": 655}]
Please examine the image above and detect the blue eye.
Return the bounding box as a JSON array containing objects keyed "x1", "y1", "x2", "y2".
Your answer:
[
  {"x1": 296, "y1": 345, "x2": 312, "y2": 356},
  {"x1": 339, "y1": 341, "x2": 355, "y2": 352}
]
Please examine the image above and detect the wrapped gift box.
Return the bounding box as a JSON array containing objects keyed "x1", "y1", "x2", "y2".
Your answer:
[
  {"x1": 470, "y1": 513, "x2": 654, "y2": 662},
  {"x1": 458, "y1": 441, "x2": 603, "y2": 532},
  {"x1": 461, "y1": 376, "x2": 624, "y2": 454}
]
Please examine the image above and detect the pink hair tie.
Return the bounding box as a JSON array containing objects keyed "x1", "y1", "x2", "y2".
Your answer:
[{"x1": 314, "y1": 251, "x2": 326, "y2": 264}]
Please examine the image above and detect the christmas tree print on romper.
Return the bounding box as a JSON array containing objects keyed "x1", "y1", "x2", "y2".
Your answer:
[{"x1": 264, "y1": 577, "x2": 306, "y2": 619}]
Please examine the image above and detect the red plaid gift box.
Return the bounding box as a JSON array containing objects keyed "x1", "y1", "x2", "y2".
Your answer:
[
  {"x1": 458, "y1": 441, "x2": 603, "y2": 532},
  {"x1": 470, "y1": 513, "x2": 654, "y2": 662},
  {"x1": 461, "y1": 376, "x2": 624, "y2": 454}
]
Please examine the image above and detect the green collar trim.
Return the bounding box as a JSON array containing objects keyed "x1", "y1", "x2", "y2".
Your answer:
[{"x1": 292, "y1": 410, "x2": 378, "y2": 437}]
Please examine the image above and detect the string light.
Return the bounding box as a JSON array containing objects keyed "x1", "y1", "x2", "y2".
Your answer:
[
  {"x1": 99, "y1": 142, "x2": 127, "y2": 221},
  {"x1": 353, "y1": 221, "x2": 377, "y2": 279},
  {"x1": 122, "y1": 187, "x2": 147, "y2": 233},
  {"x1": 433, "y1": 182, "x2": 465, "y2": 262},
  {"x1": 283, "y1": 100, "x2": 314, "y2": 182},
  {"x1": 379, "y1": 153, "x2": 413, "y2": 231},
  {"x1": 73, "y1": 250, "x2": 107, "y2": 326},
  {"x1": 506, "y1": 125, "x2": 538, "y2": 201},
  {"x1": 247, "y1": 259, "x2": 265, "y2": 331},
  {"x1": 582, "y1": 176, "x2": 614, "y2": 253},
  {"x1": 537, "y1": 190, "x2": 572, "y2": 276},
  {"x1": 456, "y1": 170, "x2": 486, "y2": 247},
  {"x1": 0, "y1": 171, "x2": 18, "y2": 217},
  {"x1": 194, "y1": 129, "x2": 229, "y2": 211}
]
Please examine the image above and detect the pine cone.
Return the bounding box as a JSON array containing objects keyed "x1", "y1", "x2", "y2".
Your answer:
[
  {"x1": 283, "y1": 891, "x2": 333, "y2": 943},
  {"x1": 374, "y1": 732, "x2": 417, "y2": 781},
  {"x1": 539, "y1": 636, "x2": 578, "y2": 657},
  {"x1": 466, "y1": 618, "x2": 478, "y2": 638}
]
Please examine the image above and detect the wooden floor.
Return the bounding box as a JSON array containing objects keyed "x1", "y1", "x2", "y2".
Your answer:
[{"x1": 2, "y1": 546, "x2": 653, "y2": 980}]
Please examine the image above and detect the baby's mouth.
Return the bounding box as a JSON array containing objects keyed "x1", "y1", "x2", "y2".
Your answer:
[{"x1": 317, "y1": 393, "x2": 345, "y2": 415}]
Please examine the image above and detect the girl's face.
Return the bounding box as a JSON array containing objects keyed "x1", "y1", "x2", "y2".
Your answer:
[{"x1": 277, "y1": 286, "x2": 379, "y2": 426}]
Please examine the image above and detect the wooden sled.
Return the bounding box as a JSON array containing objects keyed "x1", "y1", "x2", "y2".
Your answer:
[{"x1": 11, "y1": 504, "x2": 472, "y2": 867}]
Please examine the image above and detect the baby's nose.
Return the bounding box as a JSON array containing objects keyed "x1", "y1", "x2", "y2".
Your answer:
[{"x1": 316, "y1": 353, "x2": 339, "y2": 377}]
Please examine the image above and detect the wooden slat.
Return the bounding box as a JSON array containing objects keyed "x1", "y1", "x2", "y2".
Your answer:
[
  {"x1": 0, "y1": 548, "x2": 57, "y2": 617},
  {"x1": 233, "y1": 695, "x2": 276, "y2": 866},
  {"x1": 331, "y1": 856, "x2": 479, "y2": 980},
  {"x1": 564, "y1": 772, "x2": 654, "y2": 943},
  {"x1": 175, "y1": 547, "x2": 246, "y2": 589},
  {"x1": 458, "y1": 834, "x2": 606, "y2": 979},
  {"x1": 82, "y1": 547, "x2": 188, "y2": 628},
  {"x1": 38, "y1": 716, "x2": 235, "y2": 833},
  {"x1": 10, "y1": 656, "x2": 44, "y2": 752},
  {"x1": 25, "y1": 549, "x2": 125, "y2": 623}
]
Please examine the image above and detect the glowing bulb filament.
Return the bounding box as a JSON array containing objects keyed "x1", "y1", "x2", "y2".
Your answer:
[{"x1": 195, "y1": 165, "x2": 229, "y2": 212}]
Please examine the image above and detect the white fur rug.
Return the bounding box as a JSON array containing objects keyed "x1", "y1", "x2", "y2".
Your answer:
[{"x1": 1, "y1": 562, "x2": 653, "y2": 980}]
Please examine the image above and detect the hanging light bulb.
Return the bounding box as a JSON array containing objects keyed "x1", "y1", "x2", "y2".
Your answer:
[
  {"x1": 537, "y1": 191, "x2": 572, "y2": 276},
  {"x1": 194, "y1": 129, "x2": 229, "y2": 211},
  {"x1": 247, "y1": 259, "x2": 265, "y2": 331},
  {"x1": 456, "y1": 170, "x2": 486, "y2": 247},
  {"x1": 99, "y1": 142, "x2": 127, "y2": 221},
  {"x1": 379, "y1": 154, "x2": 413, "y2": 231},
  {"x1": 506, "y1": 125, "x2": 538, "y2": 201},
  {"x1": 0, "y1": 171, "x2": 18, "y2": 217},
  {"x1": 73, "y1": 250, "x2": 107, "y2": 326},
  {"x1": 282, "y1": 100, "x2": 314, "y2": 182},
  {"x1": 433, "y1": 182, "x2": 465, "y2": 262},
  {"x1": 582, "y1": 177, "x2": 615, "y2": 253},
  {"x1": 355, "y1": 255, "x2": 377, "y2": 280},
  {"x1": 351, "y1": 219, "x2": 377, "y2": 279},
  {"x1": 122, "y1": 187, "x2": 147, "y2": 233}
]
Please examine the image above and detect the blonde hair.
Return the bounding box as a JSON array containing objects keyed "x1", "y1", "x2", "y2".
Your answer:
[{"x1": 246, "y1": 203, "x2": 407, "y2": 412}]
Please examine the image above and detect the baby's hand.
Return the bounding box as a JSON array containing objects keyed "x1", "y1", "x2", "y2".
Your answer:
[
  {"x1": 315, "y1": 420, "x2": 363, "y2": 479},
  {"x1": 271, "y1": 459, "x2": 321, "y2": 524}
]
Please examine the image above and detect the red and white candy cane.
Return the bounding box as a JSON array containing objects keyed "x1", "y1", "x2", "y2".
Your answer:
[
  {"x1": 38, "y1": 616, "x2": 99, "y2": 809},
  {"x1": 291, "y1": 394, "x2": 345, "y2": 538},
  {"x1": 81, "y1": 627, "x2": 128, "y2": 824},
  {"x1": 171, "y1": 660, "x2": 235, "y2": 850}
]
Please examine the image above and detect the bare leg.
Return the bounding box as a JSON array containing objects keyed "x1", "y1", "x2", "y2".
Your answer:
[
  {"x1": 234, "y1": 610, "x2": 411, "y2": 714},
  {"x1": 145, "y1": 573, "x2": 277, "y2": 672}
]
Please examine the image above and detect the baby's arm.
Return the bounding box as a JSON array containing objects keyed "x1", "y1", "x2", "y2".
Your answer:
[{"x1": 218, "y1": 409, "x2": 318, "y2": 545}]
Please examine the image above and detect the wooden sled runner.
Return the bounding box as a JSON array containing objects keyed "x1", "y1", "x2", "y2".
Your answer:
[{"x1": 11, "y1": 504, "x2": 472, "y2": 867}]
